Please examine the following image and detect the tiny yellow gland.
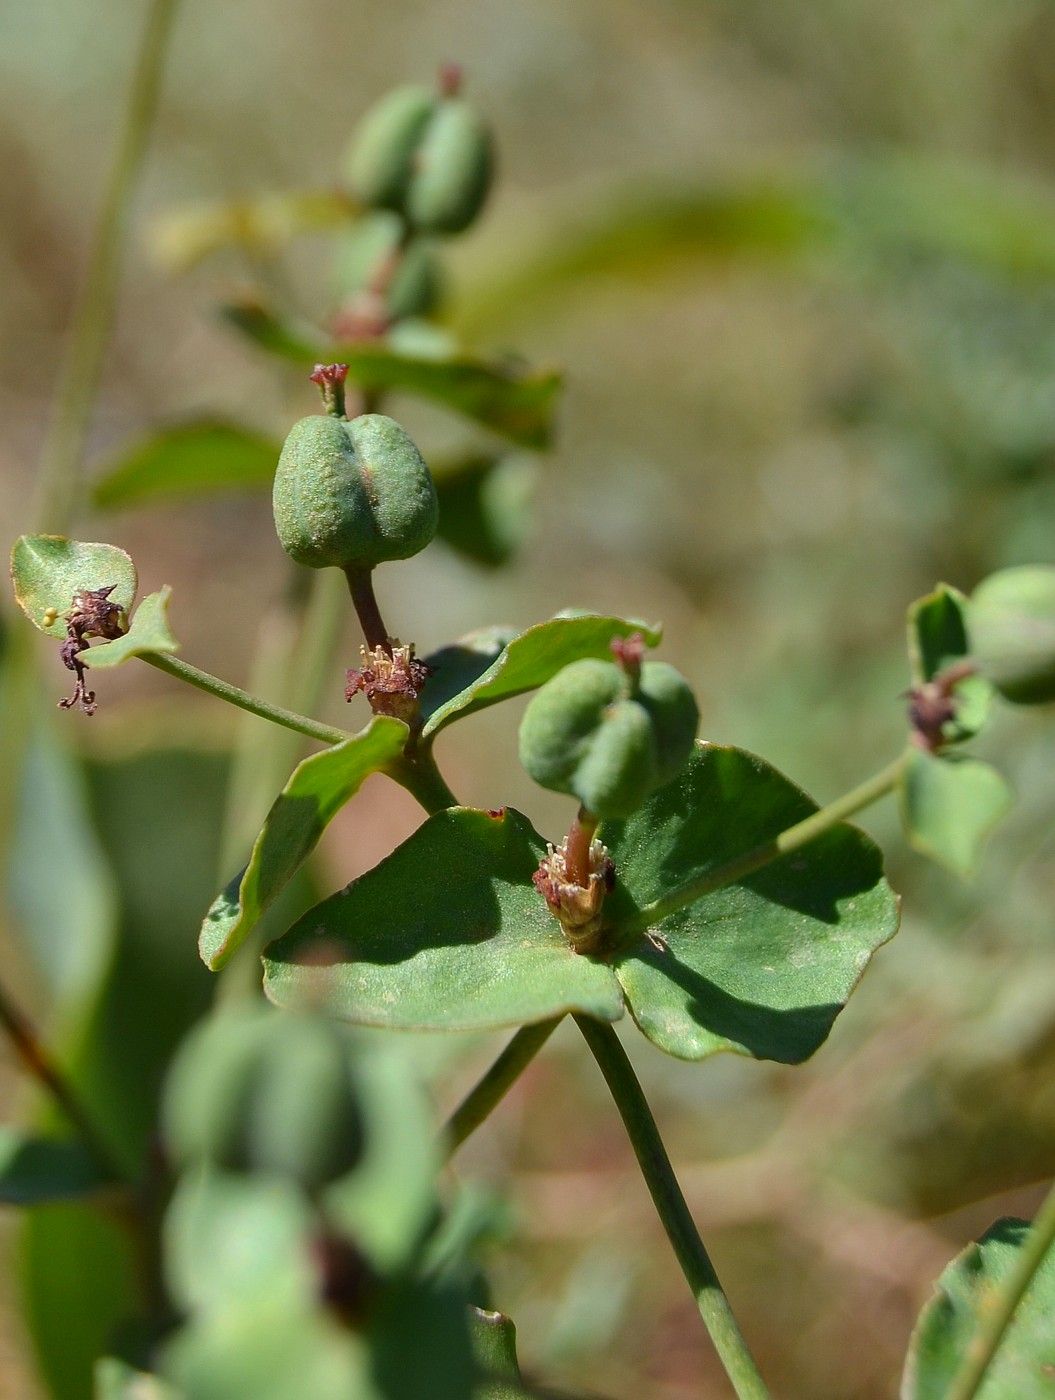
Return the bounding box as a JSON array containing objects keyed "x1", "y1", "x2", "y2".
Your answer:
[{"x1": 41, "y1": 607, "x2": 59, "y2": 628}]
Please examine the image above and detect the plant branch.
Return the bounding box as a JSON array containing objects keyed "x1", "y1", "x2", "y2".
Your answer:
[
  {"x1": 443, "y1": 1019, "x2": 561, "y2": 1159},
  {"x1": 0, "y1": 981, "x2": 125, "y2": 1186},
  {"x1": 140, "y1": 652, "x2": 351, "y2": 746},
  {"x1": 32, "y1": 0, "x2": 181, "y2": 533},
  {"x1": 344, "y1": 567, "x2": 392, "y2": 654},
  {"x1": 945, "y1": 1183, "x2": 1055, "y2": 1400},
  {"x1": 574, "y1": 1017, "x2": 769, "y2": 1400},
  {"x1": 388, "y1": 749, "x2": 460, "y2": 815},
  {"x1": 624, "y1": 752, "x2": 907, "y2": 936}
]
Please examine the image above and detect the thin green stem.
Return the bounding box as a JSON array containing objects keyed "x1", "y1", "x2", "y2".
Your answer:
[
  {"x1": 443, "y1": 1019, "x2": 561, "y2": 1159},
  {"x1": 625, "y1": 753, "x2": 907, "y2": 937},
  {"x1": 574, "y1": 1017, "x2": 769, "y2": 1400},
  {"x1": 388, "y1": 749, "x2": 459, "y2": 815},
  {"x1": 946, "y1": 1183, "x2": 1055, "y2": 1400},
  {"x1": 141, "y1": 652, "x2": 351, "y2": 747},
  {"x1": 32, "y1": 0, "x2": 181, "y2": 532}
]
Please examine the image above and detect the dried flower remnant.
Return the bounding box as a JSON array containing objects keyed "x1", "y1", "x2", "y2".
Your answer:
[
  {"x1": 533, "y1": 833, "x2": 615, "y2": 955},
  {"x1": 907, "y1": 659, "x2": 977, "y2": 753},
  {"x1": 345, "y1": 641, "x2": 431, "y2": 723},
  {"x1": 57, "y1": 584, "x2": 128, "y2": 715}
]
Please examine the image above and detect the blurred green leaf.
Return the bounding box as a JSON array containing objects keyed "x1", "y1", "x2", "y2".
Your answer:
[
  {"x1": 0, "y1": 1130, "x2": 111, "y2": 1205},
  {"x1": 606, "y1": 744, "x2": 900, "y2": 1063},
  {"x1": 908, "y1": 584, "x2": 971, "y2": 686},
  {"x1": 421, "y1": 614, "x2": 661, "y2": 740},
  {"x1": 10, "y1": 536, "x2": 137, "y2": 638},
  {"x1": 435, "y1": 454, "x2": 536, "y2": 568},
  {"x1": 263, "y1": 807, "x2": 625, "y2": 1033},
  {"x1": 90, "y1": 422, "x2": 279, "y2": 511},
  {"x1": 199, "y1": 717, "x2": 408, "y2": 971},
  {"x1": 899, "y1": 749, "x2": 1013, "y2": 877},
  {"x1": 94, "y1": 1358, "x2": 174, "y2": 1400},
  {"x1": 83, "y1": 589, "x2": 178, "y2": 669},
  {"x1": 151, "y1": 188, "x2": 357, "y2": 272},
  {"x1": 222, "y1": 300, "x2": 562, "y2": 449},
  {"x1": 903, "y1": 1218, "x2": 1055, "y2": 1400},
  {"x1": 969, "y1": 566, "x2": 1055, "y2": 705}
]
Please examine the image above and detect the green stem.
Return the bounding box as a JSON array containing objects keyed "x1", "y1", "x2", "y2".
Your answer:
[
  {"x1": 443, "y1": 1019, "x2": 561, "y2": 1159},
  {"x1": 574, "y1": 1017, "x2": 769, "y2": 1400},
  {"x1": 946, "y1": 1183, "x2": 1055, "y2": 1400},
  {"x1": 388, "y1": 749, "x2": 459, "y2": 815},
  {"x1": 141, "y1": 652, "x2": 351, "y2": 747},
  {"x1": 625, "y1": 753, "x2": 907, "y2": 937},
  {"x1": 32, "y1": 0, "x2": 181, "y2": 533}
]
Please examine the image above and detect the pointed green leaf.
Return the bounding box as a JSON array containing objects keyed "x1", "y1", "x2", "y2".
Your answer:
[
  {"x1": 223, "y1": 301, "x2": 562, "y2": 449},
  {"x1": 263, "y1": 807, "x2": 624, "y2": 1032},
  {"x1": 82, "y1": 588, "x2": 179, "y2": 669},
  {"x1": 91, "y1": 422, "x2": 280, "y2": 511},
  {"x1": 604, "y1": 745, "x2": 899, "y2": 1063},
  {"x1": 421, "y1": 614, "x2": 662, "y2": 739},
  {"x1": 200, "y1": 717, "x2": 408, "y2": 970},
  {"x1": 435, "y1": 454, "x2": 536, "y2": 568},
  {"x1": 903, "y1": 1218, "x2": 1055, "y2": 1400},
  {"x1": 0, "y1": 1130, "x2": 111, "y2": 1205},
  {"x1": 899, "y1": 749, "x2": 1013, "y2": 877},
  {"x1": 10, "y1": 536, "x2": 137, "y2": 638},
  {"x1": 969, "y1": 565, "x2": 1055, "y2": 705}
]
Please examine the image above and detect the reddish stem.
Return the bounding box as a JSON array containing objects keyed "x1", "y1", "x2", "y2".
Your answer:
[
  {"x1": 564, "y1": 808, "x2": 599, "y2": 887},
  {"x1": 344, "y1": 567, "x2": 392, "y2": 655}
]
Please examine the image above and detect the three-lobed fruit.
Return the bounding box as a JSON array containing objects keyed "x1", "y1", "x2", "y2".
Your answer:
[
  {"x1": 518, "y1": 656, "x2": 699, "y2": 819},
  {"x1": 273, "y1": 412, "x2": 438, "y2": 571},
  {"x1": 163, "y1": 1007, "x2": 365, "y2": 1191},
  {"x1": 345, "y1": 84, "x2": 493, "y2": 235},
  {"x1": 969, "y1": 565, "x2": 1055, "y2": 705}
]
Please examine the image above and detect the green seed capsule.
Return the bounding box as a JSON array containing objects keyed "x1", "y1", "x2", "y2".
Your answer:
[
  {"x1": 333, "y1": 213, "x2": 443, "y2": 321},
  {"x1": 273, "y1": 413, "x2": 438, "y2": 571},
  {"x1": 345, "y1": 86, "x2": 493, "y2": 236},
  {"x1": 518, "y1": 657, "x2": 699, "y2": 819},
  {"x1": 969, "y1": 565, "x2": 1055, "y2": 705},
  {"x1": 163, "y1": 1009, "x2": 365, "y2": 1191}
]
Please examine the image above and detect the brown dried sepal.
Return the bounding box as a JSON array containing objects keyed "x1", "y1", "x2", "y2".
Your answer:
[
  {"x1": 57, "y1": 584, "x2": 128, "y2": 716},
  {"x1": 907, "y1": 659, "x2": 977, "y2": 753},
  {"x1": 533, "y1": 835, "x2": 615, "y2": 955},
  {"x1": 345, "y1": 641, "x2": 431, "y2": 723}
]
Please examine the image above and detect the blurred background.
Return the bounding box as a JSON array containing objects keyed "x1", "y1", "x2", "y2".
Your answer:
[{"x1": 3, "y1": 0, "x2": 1055, "y2": 1395}]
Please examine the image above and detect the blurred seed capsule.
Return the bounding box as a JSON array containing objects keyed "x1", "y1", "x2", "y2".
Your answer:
[
  {"x1": 333, "y1": 212, "x2": 444, "y2": 323},
  {"x1": 969, "y1": 565, "x2": 1055, "y2": 705}
]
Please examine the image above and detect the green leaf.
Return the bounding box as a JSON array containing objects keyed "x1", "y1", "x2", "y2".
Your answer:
[
  {"x1": 899, "y1": 749, "x2": 1013, "y2": 877},
  {"x1": 82, "y1": 588, "x2": 179, "y2": 669},
  {"x1": 903, "y1": 1218, "x2": 1055, "y2": 1400},
  {"x1": 94, "y1": 1358, "x2": 174, "y2": 1400},
  {"x1": 470, "y1": 1308, "x2": 524, "y2": 1399},
  {"x1": 199, "y1": 717, "x2": 408, "y2": 971},
  {"x1": 223, "y1": 300, "x2": 562, "y2": 449},
  {"x1": 907, "y1": 584, "x2": 991, "y2": 743},
  {"x1": 969, "y1": 565, "x2": 1055, "y2": 705},
  {"x1": 151, "y1": 188, "x2": 356, "y2": 271},
  {"x1": 0, "y1": 1130, "x2": 111, "y2": 1205},
  {"x1": 91, "y1": 422, "x2": 279, "y2": 511},
  {"x1": 263, "y1": 807, "x2": 624, "y2": 1033},
  {"x1": 605, "y1": 745, "x2": 900, "y2": 1063},
  {"x1": 421, "y1": 613, "x2": 662, "y2": 740},
  {"x1": 435, "y1": 453, "x2": 536, "y2": 568},
  {"x1": 10, "y1": 536, "x2": 137, "y2": 638}
]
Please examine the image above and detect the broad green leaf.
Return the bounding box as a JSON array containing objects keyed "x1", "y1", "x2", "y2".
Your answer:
[
  {"x1": 605, "y1": 744, "x2": 900, "y2": 1063},
  {"x1": 435, "y1": 454, "x2": 536, "y2": 568},
  {"x1": 903, "y1": 1218, "x2": 1055, "y2": 1400},
  {"x1": 151, "y1": 188, "x2": 357, "y2": 271},
  {"x1": 82, "y1": 589, "x2": 178, "y2": 669},
  {"x1": 899, "y1": 749, "x2": 1013, "y2": 877},
  {"x1": 969, "y1": 566, "x2": 1055, "y2": 705},
  {"x1": 91, "y1": 422, "x2": 279, "y2": 510},
  {"x1": 263, "y1": 807, "x2": 624, "y2": 1032},
  {"x1": 10, "y1": 536, "x2": 137, "y2": 638},
  {"x1": 907, "y1": 585, "x2": 991, "y2": 743},
  {"x1": 0, "y1": 1130, "x2": 111, "y2": 1205},
  {"x1": 223, "y1": 301, "x2": 562, "y2": 449},
  {"x1": 421, "y1": 614, "x2": 662, "y2": 740},
  {"x1": 199, "y1": 717, "x2": 407, "y2": 970}
]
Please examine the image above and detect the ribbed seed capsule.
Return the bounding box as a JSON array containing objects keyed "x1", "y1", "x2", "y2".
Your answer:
[{"x1": 273, "y1": 413, "x2": 438, "y2": 572}]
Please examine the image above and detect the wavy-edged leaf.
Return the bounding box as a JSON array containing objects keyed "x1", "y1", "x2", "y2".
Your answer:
[
  {"x1": 0, "y1": 1131, "x2": 111, "y2": 1205},
  {"x1": 91, "y1": 422, "x2": 279, "y2": 511},
  {"x1": 223, "y1": 301, "x2": 562, "y2": 449},
  {"x1": 421, "y1": 614, "x2": 662, "y2": 740},
  {"x1": 899, "y1": 749, "x2": 1013, "y2": 877},
  {"x1": 10, "y1": 536, "x2": 137, "y2": 638},
  {"x1": 200, "y1": 718, "x2": 407, "y2": 971},
  {"x1": 263, "y1": 807, "x2": 624, "y2": 1033},
  {"x1": 903, "y1": 1217, "x2": 1055, "y2": 1400},
  {"x1": 82, "y1": 588, "x2": 178, "y2": 669},
  {"x1": 605, "y1": 744, "x2": 900, "y2": 1063}
]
